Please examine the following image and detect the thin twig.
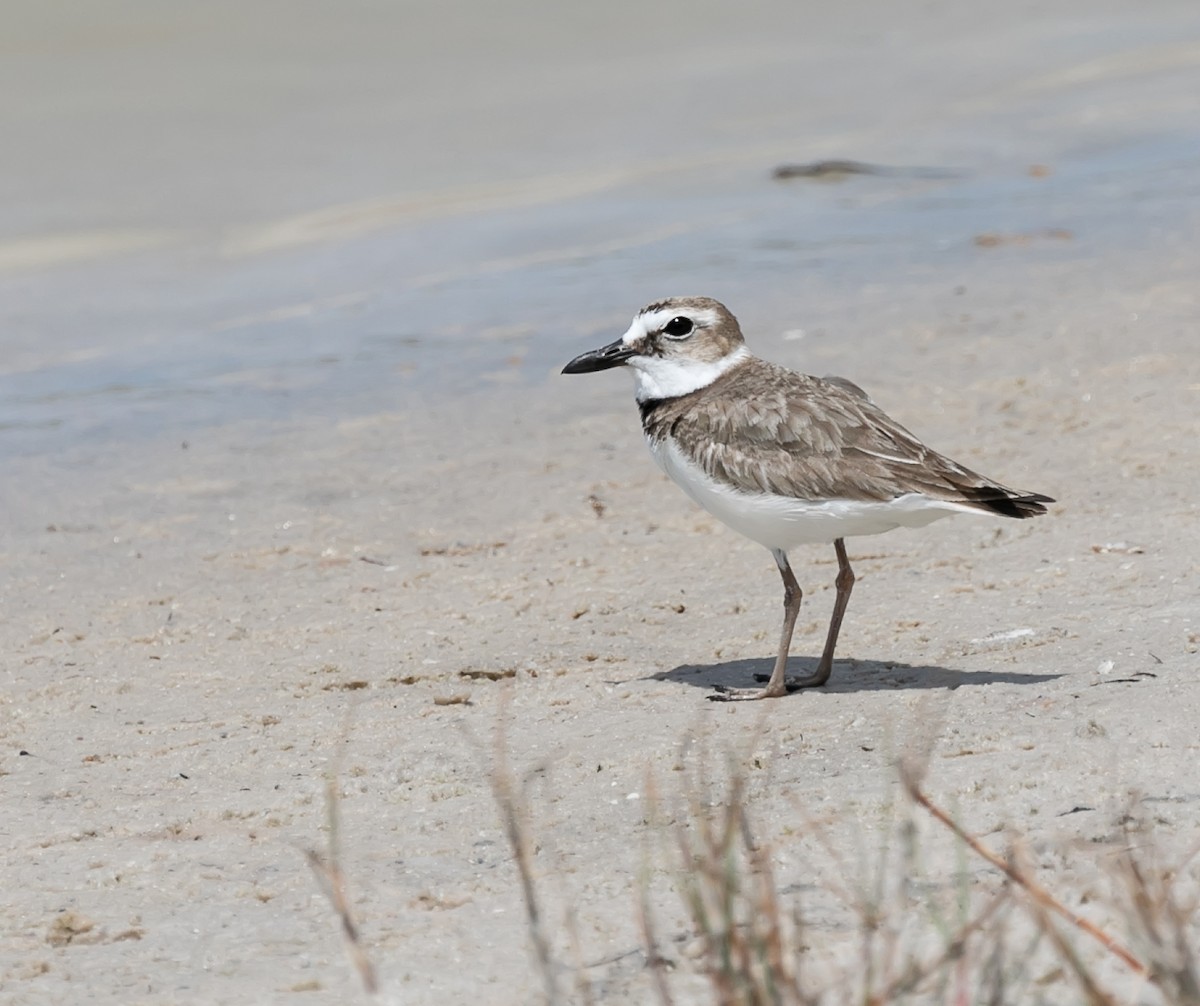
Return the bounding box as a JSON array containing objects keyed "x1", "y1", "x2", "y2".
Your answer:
[
  {"x1": 490, "y1": 690, "x2": 561, "y2": 1005},
  {"x1": 1025, "y1": 887, "x2": 1121, "y2": 1006},
  {"x1": 306, "y1": 774, "x2": 379, "y2": 995},
  {"x1": 901, "y1": 764, "x2": 1146, "y2": 977},
  {"x1": 867, "y1": 883, "x2": 1011, "y2": 1005},
  {"x1": 1114, "y1": 833, "x2": 1200, "y2": 1004},
  {"x1": 638, "y1": 772, "x2": 678, "y2": 1006}
]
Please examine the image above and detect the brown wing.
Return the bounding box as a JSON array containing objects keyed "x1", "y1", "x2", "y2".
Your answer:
[{"x1": 667, "y1": 362, "x2": 1053, "y2": 517}]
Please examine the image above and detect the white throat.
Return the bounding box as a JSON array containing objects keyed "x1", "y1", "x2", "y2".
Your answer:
[{"x1": 627, "y1": 346, "x2": 749, "y2": 402}]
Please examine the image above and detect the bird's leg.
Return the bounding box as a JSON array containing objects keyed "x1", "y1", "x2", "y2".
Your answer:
[
  {"x1": 710, "y1": 548, "x2": 802, "y2": 701},
  {"x1": 809, "y1": 537, "x2": 855, "y2": 686},
  {"x1": 748, "y1": 538, "x2": 855, "y2": 690}
]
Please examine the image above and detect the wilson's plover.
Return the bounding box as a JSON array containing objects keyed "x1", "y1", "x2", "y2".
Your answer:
[{"x1": 563, "y1": 296, "x2": 1053, "y2": 701}]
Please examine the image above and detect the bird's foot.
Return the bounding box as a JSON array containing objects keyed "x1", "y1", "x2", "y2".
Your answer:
[
  {"x1": 708, "y1": 682, "x2": 790, "y2": 702},
  {"x1": 752, "y1": 670, "x2": 830, "y2": 690}
]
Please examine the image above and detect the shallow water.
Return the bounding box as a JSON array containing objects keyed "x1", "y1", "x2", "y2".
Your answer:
[{"x1": 2, "y1": 1, "x2": 1199, "y2": 457}]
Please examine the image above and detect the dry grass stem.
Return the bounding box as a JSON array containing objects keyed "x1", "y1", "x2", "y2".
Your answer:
[
  {"x1": 670, "y1": 748, "x2": 814, "y2": 1005},
  {"x1": 489, "y1": 691, "x2": 562, "y2": 1006},
  {"x1": 473, "y1": 705, "x2": 1200, "y2": 1004},
  {"x1": 639, "y1": 773, "x2": 678, "y2": 1006},
  {"x1": 1024, "y1": 878, "x2": 1120, "y2": 1006},
  {"x1": 1111, "y1": 836, "x2": 1200, "y2": 1004},
  {"x1": 901, "y1": 760, "x2": 1147, "y2": 978},
  {"x1": 866, "y1": 884, "x2": 1012, "y2": 1005},
  {"x1": 306, "y1": 774, "x2": 379, "y2": 995}
]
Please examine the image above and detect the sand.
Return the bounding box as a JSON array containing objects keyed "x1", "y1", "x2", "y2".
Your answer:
[{"x1": 3, "y1": 2, "x2": 1200, "y2": 1003}]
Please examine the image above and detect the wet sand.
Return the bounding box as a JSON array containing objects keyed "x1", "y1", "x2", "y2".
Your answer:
[{"x1": 3, "y1": 2, "x2": 1200, "y2": 1002}]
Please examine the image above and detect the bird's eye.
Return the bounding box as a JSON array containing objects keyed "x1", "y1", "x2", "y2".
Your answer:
[{"x1": 662, "y1": 316, "x2": 694, "y2": 338}]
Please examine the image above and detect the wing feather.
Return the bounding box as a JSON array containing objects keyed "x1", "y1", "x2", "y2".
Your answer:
[{"x1": 660, "y1": 362, "x2": 1052, "y2": 517}]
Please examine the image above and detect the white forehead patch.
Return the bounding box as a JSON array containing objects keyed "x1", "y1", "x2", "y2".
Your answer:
[{"x1": 621, "y1": 306, "x2": 721, "y2": 346}]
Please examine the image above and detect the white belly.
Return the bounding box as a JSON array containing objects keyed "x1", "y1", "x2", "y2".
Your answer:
[{"x1": 648, "y1": 436, "x2": 970, "y2": 551}]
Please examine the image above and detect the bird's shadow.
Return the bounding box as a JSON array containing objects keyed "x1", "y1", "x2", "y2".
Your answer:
[{"x1": 649, "y1": 656, "x2": 1061, "y2": 695}]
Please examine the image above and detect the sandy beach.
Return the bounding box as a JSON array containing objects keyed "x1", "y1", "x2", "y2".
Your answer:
[{"x1": 3, "y1": 2, "x2": 1200, "y2": 1002}]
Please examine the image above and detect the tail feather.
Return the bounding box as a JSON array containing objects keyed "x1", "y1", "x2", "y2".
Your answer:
[{"x1": 958, "y1": 487, "x2": 1054, "y2": 519}]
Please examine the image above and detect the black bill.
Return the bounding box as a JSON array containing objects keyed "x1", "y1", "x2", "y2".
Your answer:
[{"x1": 561, "y1": 338, "x2": 635, "y2": 374}]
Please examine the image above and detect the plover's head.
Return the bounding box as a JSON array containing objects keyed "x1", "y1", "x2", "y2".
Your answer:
[{"x1": 562, "y1": 297, "x2": 749, "y2": 401}]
